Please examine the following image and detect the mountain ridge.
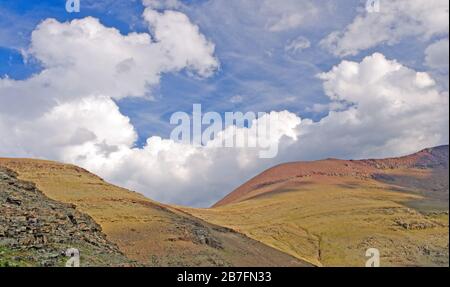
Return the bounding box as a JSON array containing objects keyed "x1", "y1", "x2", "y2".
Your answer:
[
  {"x1": 1, "y1": 145, "x2": 448, "y2": 267},
  {"x1": 214, "y1": 145, "x2": 449, "y2": 207},
  {"x1": 183, "y1": 145, "x2": 448, "y2": 266}
]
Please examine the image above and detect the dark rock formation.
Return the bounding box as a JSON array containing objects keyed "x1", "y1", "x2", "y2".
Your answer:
[{"x1": 0, "y1": 167, "x2": 134, "y2": 267}]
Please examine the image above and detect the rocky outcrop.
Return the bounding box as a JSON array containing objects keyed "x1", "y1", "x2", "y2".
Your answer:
[
  {"x1": 363, "y1": 145, "x2": 449, "y2": 170},
  {"x1": 0, "y1": 167, "x2": 134, "y2": 267}
]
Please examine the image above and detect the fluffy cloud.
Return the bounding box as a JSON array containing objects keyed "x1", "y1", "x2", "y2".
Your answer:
[
  {"x1": 143, "y1": 9, "x2": 219, "y2": 77},
  {"x1": 74, "y1": 111, "x2": 302, "y2": 206},
  {"x1": 0, "y1": 14, "x2": 218, "y2": 118},
  {"x1": 0, "y1": 96, "x2": 136, "y2": 161},
  {"x1": 321, "y1": 0, "x2": 449, "y2": 57},
  {"x1": 297, "y1": 53, "x2": 449, "y2": 159}
]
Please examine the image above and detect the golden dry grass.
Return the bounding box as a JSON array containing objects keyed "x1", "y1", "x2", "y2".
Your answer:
[
  {"x1": 1, "y1": 156, "x2": 447, "y2": 267},
  {"x1": 0, "y1": 158, "x2": 310, "y2": 267},
  {"x1": 183, "y1": 174, "x2": 449, "y2": 267}
]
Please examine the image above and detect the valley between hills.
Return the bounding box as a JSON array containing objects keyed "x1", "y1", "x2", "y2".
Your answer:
[{"x1": 0, "y1": 146, "x2": 448, "y2": 267}]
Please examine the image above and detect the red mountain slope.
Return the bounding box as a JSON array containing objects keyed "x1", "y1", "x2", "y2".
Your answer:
[{"x1": 214, "y1": 145, "x2": 449, "y2": 207}]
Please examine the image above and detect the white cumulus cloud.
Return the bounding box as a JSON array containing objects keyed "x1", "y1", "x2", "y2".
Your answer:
[
  {"x1": 297, "y1": 53, "x2": 449, "y2": 159},
  {"x1": 75, "y1": 111, "x2": 302, "y2": 207},
  {"x1": 143, "y1": 8, "x2": 219, "y2": 77}
]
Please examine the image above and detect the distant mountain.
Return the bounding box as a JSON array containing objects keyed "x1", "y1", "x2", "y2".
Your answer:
[
  {"x1": 0, "y1": 159, "x2": 310, "y2": 267},
  {"x1": 184, "y1": 146, "x2": 449, "y2": 267},
  {"x1": 214, "y1": 145, "x2": 449, "y2": 207},
  {"x1": 1, "y1": 146, "x2": 448, "y2": 267}
]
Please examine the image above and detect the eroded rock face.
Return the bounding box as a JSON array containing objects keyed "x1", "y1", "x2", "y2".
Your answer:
[{"x1": 0, "y1": 167, "x2": 134, "y2": 267}]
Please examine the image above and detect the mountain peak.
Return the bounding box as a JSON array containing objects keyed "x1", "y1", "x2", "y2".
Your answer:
[{"x1": 214, "y1": 145, "x2": 449, "y2": 207}]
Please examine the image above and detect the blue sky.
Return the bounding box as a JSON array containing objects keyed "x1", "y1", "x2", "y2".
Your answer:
[
  {"x1": 0, "y1": 0, "x2": 448, "y2": 206},
  {"x1": 1, "y1": 0, "x2": 436, "y2": 145}
]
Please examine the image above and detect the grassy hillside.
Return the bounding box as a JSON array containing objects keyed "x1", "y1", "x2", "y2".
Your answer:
[
  {"x1": 1, "y1": 146, "x2": 447, "y2": 267},
  {"x1": 0, "y1": 158, "x2": 310, "y2": 267},
  {"x1": 183, "y1": 147, "x2": 449, "y2": 267}
]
